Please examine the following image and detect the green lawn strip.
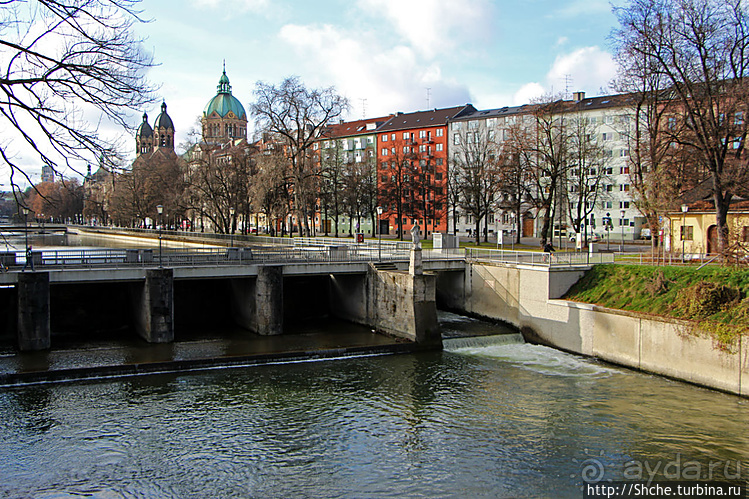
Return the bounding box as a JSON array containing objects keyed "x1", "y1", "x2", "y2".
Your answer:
[{"x1": 564, "y1": 264, "x2": 749, "y2": 351}]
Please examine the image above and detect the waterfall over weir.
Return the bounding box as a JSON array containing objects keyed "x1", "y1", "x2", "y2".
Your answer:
[{"x1": 443, "y1": 333, "x2": 525, "y2": 351}]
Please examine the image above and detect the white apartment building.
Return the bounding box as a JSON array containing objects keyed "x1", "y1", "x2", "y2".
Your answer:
[{"x1": 447, "y1": 92, "x2": 647, "y2": 243}]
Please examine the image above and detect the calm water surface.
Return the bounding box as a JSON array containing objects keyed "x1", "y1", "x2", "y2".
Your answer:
[{"x1": 0, "y1": 313, "x2": 747, "y2": 498}]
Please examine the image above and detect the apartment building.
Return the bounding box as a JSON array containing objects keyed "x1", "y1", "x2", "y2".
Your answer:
[
  {"x1": 314, "y1": 116, "x2": 391, "y2": 235},
  {"x1": 376, "y1": 105, "x2": 475, "y2": 238},
  {"x1": 446, "y1": 92, "x2": 645, "y2": 244}
]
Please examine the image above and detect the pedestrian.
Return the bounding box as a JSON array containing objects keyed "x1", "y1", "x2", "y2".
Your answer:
[
  {"x1": 543, "y1": 241, "x2": 555, "y2": 262},
  {"x1": 23, "y1": 245, "x2": 34, "y2": 271}
]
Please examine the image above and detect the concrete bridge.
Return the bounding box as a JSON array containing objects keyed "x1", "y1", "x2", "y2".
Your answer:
[
  {"x1": 2, "y1": 244, "x2": 468, "y2": 352},
  {"x1": 1, "y1": 231, "x2": 610, "y2": 354}
]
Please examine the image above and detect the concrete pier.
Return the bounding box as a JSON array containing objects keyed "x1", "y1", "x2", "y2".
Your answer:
[
  {"x1": 230, "y1": 266, "x2": 284, "y2": 336},
  {"x1": 17, "y1": 272, "x2": 50, "y2": 351},
  {"x1": 132, "y1": 268, "x2": 174, "y2": 343}
]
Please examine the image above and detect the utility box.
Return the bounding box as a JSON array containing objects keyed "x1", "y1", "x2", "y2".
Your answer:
[{"x1": 433, "y1": 233, "x2": 458, "y2": 249}]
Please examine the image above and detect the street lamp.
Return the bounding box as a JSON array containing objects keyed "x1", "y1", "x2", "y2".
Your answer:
[
  {"x1": 510, "y1": 212, "x2": 516, "y2": 251},
  {"x1": 681, "y1": 203, "x2": 689, "y2": 263},
  {"x1": 606, "y1": 212, "x2": 611, "y2": 251},
  {"x1": 229, "y1": 207, "x2": 235, "y2": 247},
  {"x1": 376, "y1": 206, "x2": 383, "y2": 261},
  {"x1": 157, "y1": 204, "x2": 163, "y2": 267},
  {"x1": 620, "y1": 209, "x2": 626, "y2": 252},
  {"x1": 22, "y1": 207, "x2": 29, "y2": 270}
]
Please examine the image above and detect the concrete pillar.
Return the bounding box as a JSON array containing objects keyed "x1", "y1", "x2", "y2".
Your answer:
[
  {"x1": 409, "y1": 247, "x2": 423, "y2": 275},
  {"x1": 229, "y1": 266, "x2": 283, "y2": 335},
  {"x1": 132, "y1": 268, "x2": 174, "y2": 343},
  {"x1": 411, "y1": 273, "x2": 441, "y2": 347},
  {"x1": 17, "y1": 272, "x2": 50, "y2": 351},
  {"x1": 370, "y1": 268, "x2": 442, "y2": 348},
  {"x1": 256, "y1": 266, "x2": 283, "y2": 335}
]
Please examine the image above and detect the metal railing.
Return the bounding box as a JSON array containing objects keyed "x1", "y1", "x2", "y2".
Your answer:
[{"x1": 464, "y1": 248, "x2": 615, "y2": 267}]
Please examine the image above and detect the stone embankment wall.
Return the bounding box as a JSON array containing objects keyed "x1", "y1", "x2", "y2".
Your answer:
[{"x1": 438, "y1": 263, "x2": 747, "y2": 397}]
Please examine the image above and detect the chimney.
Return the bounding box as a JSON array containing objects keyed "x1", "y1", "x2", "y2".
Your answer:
[{"x1": 572, "y1": 91, "x2": 585, "y2": 102}]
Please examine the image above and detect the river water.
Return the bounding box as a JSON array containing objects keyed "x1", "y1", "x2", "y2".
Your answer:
[
  {"x1": 0, "y1": 312, "x2": 746, "y2": 498},
  {"x1": 0, "y1": 230, "x2": 747, "y2": 497}
]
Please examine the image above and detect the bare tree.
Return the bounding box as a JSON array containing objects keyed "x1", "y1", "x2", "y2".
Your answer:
[
  {"x1": 565, "y1": 112, "x2": 612, "y2": 243},
  {"x1": 251, "y1": 77, "x2": 349, "y2": 236},
  {"x1": 509, "y1": 98, "x2": 571, "y2": 246},
  {"x1": 612, "y1": 0, "x2": 749, "y2": 253},
  {"x1": 0, "y1": 0, "x2": 156, "y2": 194},
  {"x1": 378, "y1": 145, "x2": 419, "y2": 239},
  {"x1": 450, "y1": 125, "x2": 501, "y2": 244}
]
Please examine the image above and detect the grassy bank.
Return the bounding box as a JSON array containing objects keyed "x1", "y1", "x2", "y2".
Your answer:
[{"x1": 564, "y1": 264, "x2": 749, "y2": 351}]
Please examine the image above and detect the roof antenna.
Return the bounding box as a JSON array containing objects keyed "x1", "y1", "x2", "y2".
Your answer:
[
  {"x1": 360, "y1": 98, "x2": 367, "y2": 119},
  {"x1": 426, "y1": 87, "x2": 431, "y2": 109}
]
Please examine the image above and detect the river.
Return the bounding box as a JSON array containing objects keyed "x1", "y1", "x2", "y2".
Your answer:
[{"x1": 0, "y1": 311, "x2": 746, "y2": 498}]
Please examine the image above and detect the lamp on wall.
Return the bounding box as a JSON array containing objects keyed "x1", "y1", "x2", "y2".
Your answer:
[
  {"x1": 157, "y1": 204, "x2": 163, "y2": 267},
  {"x1": 681, "y1": 204, "x2": 689, "y2": 263},
  {"x1": 376, "y1": 206, "x2": 383, "y2": 261}
]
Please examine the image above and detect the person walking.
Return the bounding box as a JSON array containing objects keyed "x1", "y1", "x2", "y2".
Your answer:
[{"x1": 23, "y1": 245, "x2": 34, "y2": 271}]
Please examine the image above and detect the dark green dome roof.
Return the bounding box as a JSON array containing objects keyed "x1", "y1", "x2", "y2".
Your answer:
[
  {"x1": 203, "y1": 70, "x2": 246, "y2": 119},
  {"x1": 137, "y1": 112, "x2": 153, "y2": 137},
  {"x1": 154, "y1": 101, "x2": 174, "y2": 130}
]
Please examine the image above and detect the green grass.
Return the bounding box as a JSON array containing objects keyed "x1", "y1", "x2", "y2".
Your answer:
[{"x1": 564, "y1": 264, "x2": 749, "y2": 351}]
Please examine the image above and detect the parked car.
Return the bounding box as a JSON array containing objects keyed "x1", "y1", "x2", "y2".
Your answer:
[{"x1": 569, "y1": 233, "x2": 600, "y2": 243}]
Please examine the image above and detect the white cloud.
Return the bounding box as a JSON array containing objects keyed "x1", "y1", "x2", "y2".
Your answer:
[
  {"x1": 545, "y1": 46, "x2": 616, "y2": 96},
  {"x1": 513, "y1": 83, "x2": 545, "y2": 105},
  {"x1": 357, "y1": 0, "x2": 492, "y2": 59},
  {"x1": 278, "y1": 23, "x2": 471, "y2": 117},
  {"x1": 555, "y1": 36, "x2": 569, "y2": 48}
]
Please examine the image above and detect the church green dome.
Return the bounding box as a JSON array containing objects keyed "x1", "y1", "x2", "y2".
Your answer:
[{"x1": 203, "y1": 70, "x2": 246, "y2": 119}]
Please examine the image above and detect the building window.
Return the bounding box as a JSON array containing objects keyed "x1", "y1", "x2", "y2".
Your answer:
[
  {"x1": 488, "y1": 130, "x2": 495, "y2": 142},
  {"x1": 620, "y1": 166, "x2": 630, "y2": 174},
  {"x1": 436, "y1": 128, "x2": 443, "y2": 137},
  {"x1": 436, "y1": 158, "x2": 443, "y2": 165},
  {"x1": 620, "y1": 184, "x2": 630, "y2": 192},
  {"x1": 681, "y1": 225, "x2": 694, "y2": 241},
  {"x1": 381, "y1": 148, "x2": 388, "y2": 156},
  {"x1": 419, "y1": 130, "x2": 426, "y2": 138},
  {"x1": 742, "y1": 226, "x2": 749, "y2": 242},
  {"x1": 403, "y1": 132, "x2": 410, "y2": 140},
  {"x1": 382, "y1": 134, "x2": 388, "y2": 142},
  {"x1": 436, "y1": 143, "x2": 443, "y2": 152},
  {"x1": 454, "y1": 134, "x2": 460, "y2": 145},
  {"x1": 391, "y1": 133, "x2": 396, "y2": 141},
  {"x1": 736, "y1": 112, "x2": 744, "y2": 125},
  {"x1": 619, "y1": 201, "x2": 630, "y2": 209}
]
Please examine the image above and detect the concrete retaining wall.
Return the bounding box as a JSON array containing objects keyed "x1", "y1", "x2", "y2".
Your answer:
[{"x1": 447, "y1": 263, "x2": 746, "y2": 397}]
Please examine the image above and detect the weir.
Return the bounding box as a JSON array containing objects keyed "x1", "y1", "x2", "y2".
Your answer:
[{"x1": 4, "y1": 249, "x2": 444, "y2": 352}]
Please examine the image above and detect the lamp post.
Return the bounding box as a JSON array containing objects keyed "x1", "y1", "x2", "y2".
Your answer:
[
  {"x1": 606, "y1": 212, "x2": 611, "y2": 251},
  {"x1": 620, "y1": 209, "x2": 625, "y2": 252},
  {"x1": 376, "y1": 206, "x2": 383, "y2": 261},
  {"x1": 157, "y1": 204, "x2": 163, "y2": 267},
  {"x1": 510, "y1": 212, "x2": 516, "y2": 251},
  {"x1": 229, "y1": 207, "x2": 235, "y2": 247},
  {"x1": 22, "y1": 207, "x2": 29, "y2": 268},
  {"x1": 681, "y1": 204, "x2": 688, "y2": 263}
]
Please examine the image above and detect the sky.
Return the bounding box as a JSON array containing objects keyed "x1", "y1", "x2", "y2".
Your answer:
[
  {"x1": 135, "y1": 0, "x2": 620, "y2": 150},
  {"x1": 5, "y1": 0, "x2": 622, "y2": 187}
]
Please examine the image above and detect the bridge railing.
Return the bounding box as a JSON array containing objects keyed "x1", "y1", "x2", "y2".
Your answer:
[
  {"x1": 463, "y1": 248, "x2": 615, "y2": 266},
  {"x1": 0, "y1": 244, "x2": 421, "y2": 270}
]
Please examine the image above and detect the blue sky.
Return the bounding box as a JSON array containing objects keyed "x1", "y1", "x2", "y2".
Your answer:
[
  {"x1": 4, "y1": 0, "x2": 621, "y2": 187},
  {"x1": 135, "y1": 0, "x2": 619, "y2": 152}
]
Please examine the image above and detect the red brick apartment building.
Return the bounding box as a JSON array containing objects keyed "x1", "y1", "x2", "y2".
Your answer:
[{"x1": 376, "y1": 105, "x2": 475, "y2": 238}]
